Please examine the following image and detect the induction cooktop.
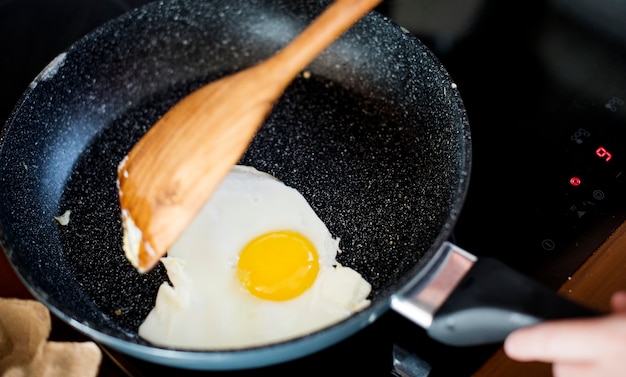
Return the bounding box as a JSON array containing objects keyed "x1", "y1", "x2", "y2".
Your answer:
[{"x1": 2, "y1": 0, "x2": 626, "y2": 376}]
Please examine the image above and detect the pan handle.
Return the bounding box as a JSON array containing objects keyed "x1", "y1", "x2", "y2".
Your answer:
[
  {"x1": 427, "y1": 253, "x2": 600, "y2": 346},
  {"x1": 391, "y1": 242, "x2": 600, "y2": 346}
]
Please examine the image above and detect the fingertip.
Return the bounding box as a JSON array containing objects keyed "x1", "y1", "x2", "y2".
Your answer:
[
  {"x1": 503, "y1": 329, "x2": 527, "y2": 360},
  {"x1": 610, "y1": 291, "x2": 626, "y2": 312},
  {"x1": 503, "y1": 333, "x2": 516, "y2": 356},
  {"x1": 504, "y1": 325, "x2": 551, "y2": 362}
]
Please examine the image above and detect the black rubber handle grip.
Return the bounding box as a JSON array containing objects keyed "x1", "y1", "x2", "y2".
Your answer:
[{"x1": 427, "y1": 257, "x2": 600, "y2": 346}]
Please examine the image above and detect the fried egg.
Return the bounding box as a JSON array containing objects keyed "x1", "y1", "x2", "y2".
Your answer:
[{"x1": 138, "y1": 165, "x2": 371, "y2": 349}]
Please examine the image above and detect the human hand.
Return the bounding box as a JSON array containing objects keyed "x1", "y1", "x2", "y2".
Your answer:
[{"x1": 504, "y1": 291, "x2": 626, "y2": 377}]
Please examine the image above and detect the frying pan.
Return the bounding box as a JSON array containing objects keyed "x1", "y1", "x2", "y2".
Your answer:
[{"x1": 0, "y1": 0, "x2": 597, "y2": 371}]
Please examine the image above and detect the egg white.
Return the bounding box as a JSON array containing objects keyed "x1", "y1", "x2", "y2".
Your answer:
[{"x1": 138, "y1": 165, "x2": 371, "y2": 349}]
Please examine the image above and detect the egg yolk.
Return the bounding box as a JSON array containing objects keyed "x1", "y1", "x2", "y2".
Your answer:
[{"x1": 237, "y1": 230, "x2": 319, "y2": 301}]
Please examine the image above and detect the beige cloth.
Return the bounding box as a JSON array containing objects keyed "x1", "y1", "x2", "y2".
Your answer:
[{"x1": 0, "y1": 298, "x2": 102, "y2": 377}]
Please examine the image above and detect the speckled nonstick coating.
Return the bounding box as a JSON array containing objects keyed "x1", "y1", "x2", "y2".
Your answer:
[{"x1": 0, "y1": 0, "x2": 470, "y2": 370}]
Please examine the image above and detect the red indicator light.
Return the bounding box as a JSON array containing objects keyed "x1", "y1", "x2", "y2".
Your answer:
[
  {"x1": 596, "y1": 147, "x2": 612, "y2": 162},
  {"x1": 570, "y1": 177, "x2": 582, "y2": 187}
]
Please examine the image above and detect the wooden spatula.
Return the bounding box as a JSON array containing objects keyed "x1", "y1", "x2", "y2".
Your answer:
[{"x1": 117, "y1": 0, "x2": 383, "y2": 273}]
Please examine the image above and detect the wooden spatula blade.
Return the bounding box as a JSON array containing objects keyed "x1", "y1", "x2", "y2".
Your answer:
[{"x1": 117, "y1": 70, "x2": 282, "y2": 272}]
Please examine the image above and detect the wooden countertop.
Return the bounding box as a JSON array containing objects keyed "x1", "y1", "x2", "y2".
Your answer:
[{"x1": 3, "y1": 221, "x2": 626, "y2": 376}]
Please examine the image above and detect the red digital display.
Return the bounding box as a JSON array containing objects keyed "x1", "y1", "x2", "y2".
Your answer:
[{"x1": 596, "y1": 146, "x2": 612, "y2": 162}]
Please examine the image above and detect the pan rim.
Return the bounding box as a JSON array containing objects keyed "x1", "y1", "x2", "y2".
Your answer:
[{"x1": 0, "y1": 0, "x2": 472, "y2": 370}]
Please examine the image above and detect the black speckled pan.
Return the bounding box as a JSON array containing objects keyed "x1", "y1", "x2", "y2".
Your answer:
[{"x1": 0, "y1": 0, "x2": 596, "y2": 371}]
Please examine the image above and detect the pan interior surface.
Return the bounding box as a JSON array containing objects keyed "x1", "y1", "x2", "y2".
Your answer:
[{"x1": 0, "y1": 0, "x2": 470, "y2": 370}]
